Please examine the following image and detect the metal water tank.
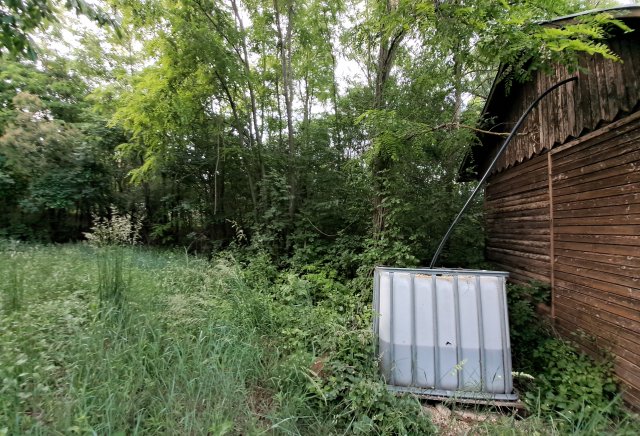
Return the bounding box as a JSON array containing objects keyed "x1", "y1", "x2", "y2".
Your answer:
[{"x1": 373, "y1": 267, "x2": 517, "y2": 401}]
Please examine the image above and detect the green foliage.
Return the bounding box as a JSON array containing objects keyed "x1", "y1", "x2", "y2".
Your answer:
[
  {"x1": 506, "y1": 282, "x2": 633, "y2": 431},
  {"x1": 312, "y1": 328, "x2": 435, "y2": 434},
  {"x1": 474, "y1": 401, "x2": 640, "y2": 435},
  {"x1": 528, "y1": 338, "x2": 619, "y2": 420},
  {"x1": 0, "y1": 244, "x2": 277, "y2": 433},
  {"x1": 233, "y1": 250, "x2": 436, "y2": 433},
  {"x1": 0, "y1": 243, "x2": 438, "y2": 434},
  {"x1": 3, "y1": 0, "x2": 627, "y2": 269},
  {"x1": 2, "y1": 4, "x2": 638, "y2": 430},
  {"x1": 2, "y1": 243, "x2": 639, "y2": 434},
  {"x1": 507, "y1": 282, "x2": 552, "y2": 371},
  {"x1": 96, "y1": 248, "x2": 128, "y2": 307},
  {"x1": 472, "y1": 4, "x2": 632, "y2": 85},
  {"x1": 0, "y1": 57, "x2": 118, "y2": 242},
  {"x1": 84, "y1": 207, "x2": 144, "y2": 247},
  {"x1": 0, "y1": 0, "x2": 119, "y2": 59},
  {"x1": 1, "y1": 245, "x2": 24, "y2": 313},
  {"x1": 540, "y1": 13, "x2": 632, "y2": 61}
]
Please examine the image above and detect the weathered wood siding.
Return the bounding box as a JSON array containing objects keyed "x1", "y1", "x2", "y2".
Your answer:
[
  {"x1": 477, "y1": 29, "x2": 640, "y2": 173},
  {"x1": 550, "y1": 112, "x2": 640, "y2": 408},
  {"x1": 474, "y1": 10, "x2": 640, "y2": 411},
  {"x1": 485, "y1": 153, "x2": 551, "y2": 284},
  {"x1": 484, "y1": 112, "x2": 640, "y2": 409}
]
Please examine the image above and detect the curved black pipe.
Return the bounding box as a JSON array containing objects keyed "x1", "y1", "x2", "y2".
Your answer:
[{"x1": 429, "y1": 76, "x2": 578, "y2": 268}]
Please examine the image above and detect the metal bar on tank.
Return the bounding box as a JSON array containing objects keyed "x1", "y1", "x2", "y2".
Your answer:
[
  {"x1": 389, "y1": 272, "x2": 395, "y2": 386},
  {"x1": 432, "y1": 274, "x2": 439, "y2": 389},
  {"x1": 377, "y1": 267, "x2": 508, "y2": 276},
  {"x1": 410, "y1": 273, "x2": 417, "y2": 386},
  {"x1": 501, "y1": 277, "x2": 514, "y2": 393},
  {"x1": 475, "y1": 275, "x2": 486, "y2": 391},
  {"x1": 373, "y1": 269, "x2": 380, "y2": 342},
  {"x1": 497, "y1": 279, "x2": 508, "y2": 393},
  {"x1": 453, "y1": 275, "x2": 462, "y2": 390}
]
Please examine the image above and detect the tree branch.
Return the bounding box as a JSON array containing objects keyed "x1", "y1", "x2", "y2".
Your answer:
[
  {"x1": 193, "y1": 0, "x2": 244, "y2": 60},
  {"x1": 403, "y1": 122, "x2": 523, "y2": 141}
]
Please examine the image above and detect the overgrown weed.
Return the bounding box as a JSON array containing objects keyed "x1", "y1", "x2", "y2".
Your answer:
[
  {"x1": 1, "y1": 244, "x2": 637, "y2": 434},
  {"x1": 505, "y1": 281, "x2": 639, "y2": 434},
  {"x1": 2, "y1": 257, "x2": 24, "y2": 313}
]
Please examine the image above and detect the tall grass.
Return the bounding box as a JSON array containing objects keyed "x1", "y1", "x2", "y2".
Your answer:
[
  {"x1": 1, "y1": 243, "x2": 637, "y2": 435},
  {"x1": 467, "y1": 396, "x2": 639, "y2": 435},
  {"x1": 2, "y1": 258, "x2": 23, "y2": 313},
  {"x1": 97, "y1": 247, "x2": 128, "y2": 307},
  {"x1": 0, "y1": 244, "x2": 343, "y2": 434}
]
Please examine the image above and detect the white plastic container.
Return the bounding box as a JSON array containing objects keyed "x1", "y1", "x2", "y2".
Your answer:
[{"x1": 373, "y1": 267, "x2": 517, "y2": 401}]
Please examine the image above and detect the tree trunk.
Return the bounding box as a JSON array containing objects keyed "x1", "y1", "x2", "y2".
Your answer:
[
  {"x1": 210, "y1": 127, "x2": 225, "y2": 240},
  {"x1": 230, "y1": 0, "x2": 265, "y2": 182},
  {"x1": 275, "y1": 77, "x2": 284, "y2": 149},
  {"x1": 330, "y1": 50, "x2": 342, "y2": 151},
  {"x1": 452, "y1": 46, "x2": 463, "y2": 126},
  {"x1": 215, "y1": 70, "x2": 259, "y2": 220},
  {"x1": 274, "y1": 0, "x2": 297, "y2": 219},
  {"x1": 371, "y1": 0, "x2": 405, "y2": 238},
  {"x1": 321, "y1": 9, "x2": 342, "y2": 151},
  {"x1": 302, "y1": 72, "x2": 311, "y2": 146}
]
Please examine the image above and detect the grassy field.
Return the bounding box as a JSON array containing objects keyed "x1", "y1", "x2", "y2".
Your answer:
[
  {"x1": 0, "y1": 243, "x2": 434, "y2": 434},
  {"x1": 1, "y1": 242, "x2": 638, "y2": 435}
]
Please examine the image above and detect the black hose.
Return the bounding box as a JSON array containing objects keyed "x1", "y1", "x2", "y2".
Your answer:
[{"x1": 429, "y1": 76, "x2": 578, "y2": 268}]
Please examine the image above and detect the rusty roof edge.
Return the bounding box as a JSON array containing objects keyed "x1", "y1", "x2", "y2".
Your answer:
[{"x1": 539, "y1": 4, "x2": 640, "y2": 26}]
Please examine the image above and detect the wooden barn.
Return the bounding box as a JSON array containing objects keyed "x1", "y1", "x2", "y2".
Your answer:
[{"x1": 463, "y1": 6, "x2": 640, "y2": 409}]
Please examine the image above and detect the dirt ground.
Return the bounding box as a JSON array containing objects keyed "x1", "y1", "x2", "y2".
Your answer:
[{"x1": 423, "y1": 403, "x2": 508, "y2": 435}]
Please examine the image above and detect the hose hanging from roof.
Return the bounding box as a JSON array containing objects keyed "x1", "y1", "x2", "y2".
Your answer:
[{"x1": 429, "y1": 76, "x2": 578, "y2": 268}]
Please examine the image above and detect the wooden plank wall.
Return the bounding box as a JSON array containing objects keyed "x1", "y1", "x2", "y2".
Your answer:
[
  {"x1": 481, "y1": 31, "x2": 640, "y2": 173},
  {"x1": 485, "y1": 153, "x2": 552, "y2": 285},
  {"x1": 550, "y1": 112, "x2": 640, "y2": 408},
  {"x1": 484, "y1": 112, "x2": 640, "y2": 409}
]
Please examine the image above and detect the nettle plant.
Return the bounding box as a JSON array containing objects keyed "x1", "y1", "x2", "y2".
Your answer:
[{"x1": 84, "y1": 208, "x2": 144, "y2": 247}]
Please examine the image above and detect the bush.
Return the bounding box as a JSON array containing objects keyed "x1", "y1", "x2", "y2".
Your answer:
[
  {"x1": 311, "y1": 329, "x2": 435, "y2": 434},
  {"x1": 507, "y1": 282, "x2": 629, "y2": 431},
  {"x1": 507, "y1": 282, "x2": 551, "y2": 371},
  {"x1": 228, "y1": 253, "x2": 435, "y2": 434},
  {"x1": 84, "y1": 207, "x2": 144, "y2": 247},
  {"x1": 528, "y1": 338, "x2": 618, "y2": 418}
]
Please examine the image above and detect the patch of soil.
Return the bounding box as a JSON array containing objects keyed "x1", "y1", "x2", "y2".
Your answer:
[
  {"x1": 424, "y1": 404, "x2": 502, "y2": 435},
  {"x1": 248, "y1": 384, "x2": 275, "y2": 427}
]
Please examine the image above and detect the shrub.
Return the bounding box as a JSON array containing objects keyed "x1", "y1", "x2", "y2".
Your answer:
[
  {"x1": 528, "y1": 338, "x2": 618, "y2": 419},
  {"x1": 507, "y1": 282, "x2": 626, "y2": 429},
  {"x1": 312, "y1": 329, "x2": 435, "y2": 434},
  {"x1": 507, "y1": 282, "x2": 551, "y2": 371}
]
